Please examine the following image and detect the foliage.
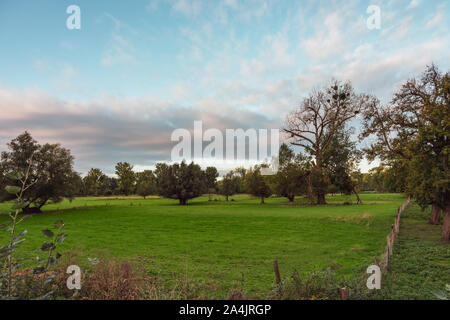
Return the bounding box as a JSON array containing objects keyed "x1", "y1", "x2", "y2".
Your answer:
[
  {"x1": 115, "y1": 162, "x2": 136, "y2": 196},
  {"x1": 244, "y1": 166, "x2": 272, "y2": 204},
  {"x1": 154, "y1": 161, "x2": 206, "y2": 205},
  {"x1": 285, "y1": 80, "x2": 374, "y2": 204},
  {"x1": 205, "y1": 167, "x2": 219, "y2": 200},
  {"x1": 322, "y1": 126, "x2": 362, "y2": 203},
  {"x1": 272, "y1": 144, "x2": 311, "y2": 202},
  {"x1": 219, "y1": 171, "x2": 240, "y2": 201},
  {"x1": 135, "y1": 170, "x2": 157, "y2": 199},
  {"x1": 0, "y1": 132, "x2": 79, "y2": 213},
  {"x1": 0, "y1": 157, "x2": 67, "y2": 299},
  {"x1": 361, "y1": 64, "x2": 450, "y2": 240},
  {"x1": 83, "y1": 168, "x2": 107, "y2": 196}
]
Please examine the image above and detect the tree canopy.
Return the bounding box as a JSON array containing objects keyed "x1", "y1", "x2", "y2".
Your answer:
[
  {"x1": 154, "y1": 161, "x2": 206, "y2": 205},
  {"x1": 0, "y1": 132, "x2": 79, "y2": 213},
  {"x1": 284, "y1": 80, "x2": 374, "y2": 204}
]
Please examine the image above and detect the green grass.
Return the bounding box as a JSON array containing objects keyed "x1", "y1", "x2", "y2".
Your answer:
[
  {"x1": 0, "y1": 193, "x2": 406, "y2": 298},
  {"x1": 382, "y1": 203, "x2": 450, "y2": 299}
]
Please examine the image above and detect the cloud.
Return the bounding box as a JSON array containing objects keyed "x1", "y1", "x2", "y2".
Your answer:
[
  {"x1": 407, "y1": 0, "x2": 420, "y2": 9},
  {"x1": 384, "y1": 16, "x2": 413, "y2": 41},
  {"x1": 426, "y1": 12, "x2": 443, "y2": 29},
  {"x1": 146, "y1": 0, "x2": 160, "y2": 12},
  {"x1": 0, "y1": 86, "x2": 279, "y2": 175},
  {"x1": 223, "y1": 0, "x2": 238, "y2": 10},
  {"x1": 172, "y1": 0, "x2": 202, "y2": 16},
  {"x1": 100, "y1": 13, "x2": 138, "y2": 67},
  {"x1": 101, "y1": 34, "x2": 135, "y2": 66},
  {"x1": 301, "y1": 12, "x2": 346, "y2": 60}
]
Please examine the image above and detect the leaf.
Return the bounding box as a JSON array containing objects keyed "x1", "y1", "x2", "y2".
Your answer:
[
  {"x1": 39, "y1": 242, "x2": 55, "y2": 252},
  {"x1": 13, "y1": 229, "x2": 27, "y2": 241},
  {"x1": 55, "y1": 252, "x2": 62, "y2": 260},
  {"x1": 41, "y1": 229, "x2": 54, "y2": 238},
  {"x1": 6, "y1": 172, "x2": 23, "y2": 181},
  {"x1": 5, "y1": 186, "x2": 21, "y2": 195},
  {"x1": 56, "y1": 232, "x2": 67, "y2": 243},
  {"x1": 12, "y1": 239, "x2": 26, "y2": 246}
]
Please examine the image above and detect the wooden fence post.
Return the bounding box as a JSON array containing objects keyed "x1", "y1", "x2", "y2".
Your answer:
[
  {"x1": 385, "y1": 247, "x2": 389, "y2": 270},
  {"x1": 340, "y1": 287, "x2": 347, "y2": 300},
  {"x1": 273, "y1": 260, "x2": 281, "y2": 285}
]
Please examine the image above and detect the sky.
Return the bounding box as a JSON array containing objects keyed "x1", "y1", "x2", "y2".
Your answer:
[{"x1": 0, "y1": 0, "x2": 449, "y2": 175}]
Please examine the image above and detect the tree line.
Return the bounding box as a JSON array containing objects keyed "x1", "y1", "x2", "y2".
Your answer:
[{"x1": 0, "y1": 65, "x2": 448, "y2": 240}]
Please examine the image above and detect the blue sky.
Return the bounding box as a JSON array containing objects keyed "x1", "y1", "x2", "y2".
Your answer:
[{"x1": 0, "y1": 0, "x2": 449, "y2": 175}]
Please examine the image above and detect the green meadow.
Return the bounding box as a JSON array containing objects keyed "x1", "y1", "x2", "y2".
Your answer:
[{"x1": 0, "y1": 193, "x2": 406, "y2": 297}]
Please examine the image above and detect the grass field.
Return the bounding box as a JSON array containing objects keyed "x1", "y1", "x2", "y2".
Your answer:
[
  {"x1": 382, "y1": 203, "x2": 450, "y2": 300},
  {"x1": 0, "y1": 193, "x2": 407, "y2": 298}
]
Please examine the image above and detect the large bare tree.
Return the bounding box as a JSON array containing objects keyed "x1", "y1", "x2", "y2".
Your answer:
[{"x1": 284, "y1": 80, "x2": 374, "y2": 204}]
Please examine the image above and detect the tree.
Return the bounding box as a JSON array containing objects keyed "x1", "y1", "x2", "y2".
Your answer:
[
  {"x1": 115, "y1": 162, "x2": 136, "y2": 196},
  {"x1": 219, "y1": 171, "x2": 240, "y2": 201},
  {"x1": 244, "y1": 166, "x2": 272, "y2": 204},
  {"x1": 0, "y1": 132, "x2": 79, "y2": 213},
  {"x1": 154, "y1": 161, "x2": 206, "y2": 205},
  {"x1": 102, "y1": 176, "x2": 118, "y2": 196},
  {"x1": 322, "y1": 126, "x2": 363, "y2": 203},
  {"x1": 361, "y1": 65, "x2": 449, "y2": 240},
  {"x1": 285, "y1": 80, "x2": 373, "y2": 204},
  {"x1": 136, "y1": 170, "x2": 156, "y2": 199},
  {"x1": 83, "y1": 168, "x2": 105, "y2": 196},
  {"x1": 273, "y1": 144, "x2": 311, "y2": 203},
  {"x1": 401, "y1": 66, "x2": 449, "y2": 238},
  {"x1": 205, "y1": 167, "x2": 219, "y2": 201}
]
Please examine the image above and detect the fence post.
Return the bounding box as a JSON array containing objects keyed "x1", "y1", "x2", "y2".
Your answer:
[
  {"x1": 385, "y1": 247, "x2": 389, "y2": 270},
  {"x1": 273, "y1": 260, "x2": 281, "y2": 285},
  {"x1": 340, "y1": 287, "x2": 347, "y2": 300}
]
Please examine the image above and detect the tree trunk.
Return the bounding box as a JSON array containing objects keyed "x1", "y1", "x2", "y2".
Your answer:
[
  {"x1": 22, "y1": 206, "x2": 42, "y2": 214},
  {"x1": 317, "y1": 192, "x2": 326, "y2": 205},
  {"x1": 179, "y1": 199, "x2": 187, "y2": 205},
  {"x1": 443, "y1": 204, "x2": 450, "y2": 242},
  {"x1": 353, "y1": 187, "x2": 362, "y2": 204},
  {"x1": 260, "y1": 196, "x2": 265, "y2": 204},
  {"x1": 288, "y1": 195, "x2": 295, "y2": 203},
  {"x1": 429, "y1": 204, "x2": 441, "y2": 225},
  {"x1": 226, "y1": 195, "x2": 229, "y2": 202}
]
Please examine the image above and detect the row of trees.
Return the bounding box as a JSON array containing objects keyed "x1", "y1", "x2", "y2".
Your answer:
[{"x1": 1, "y1": 65, "x2": 447, "y2": 240}]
